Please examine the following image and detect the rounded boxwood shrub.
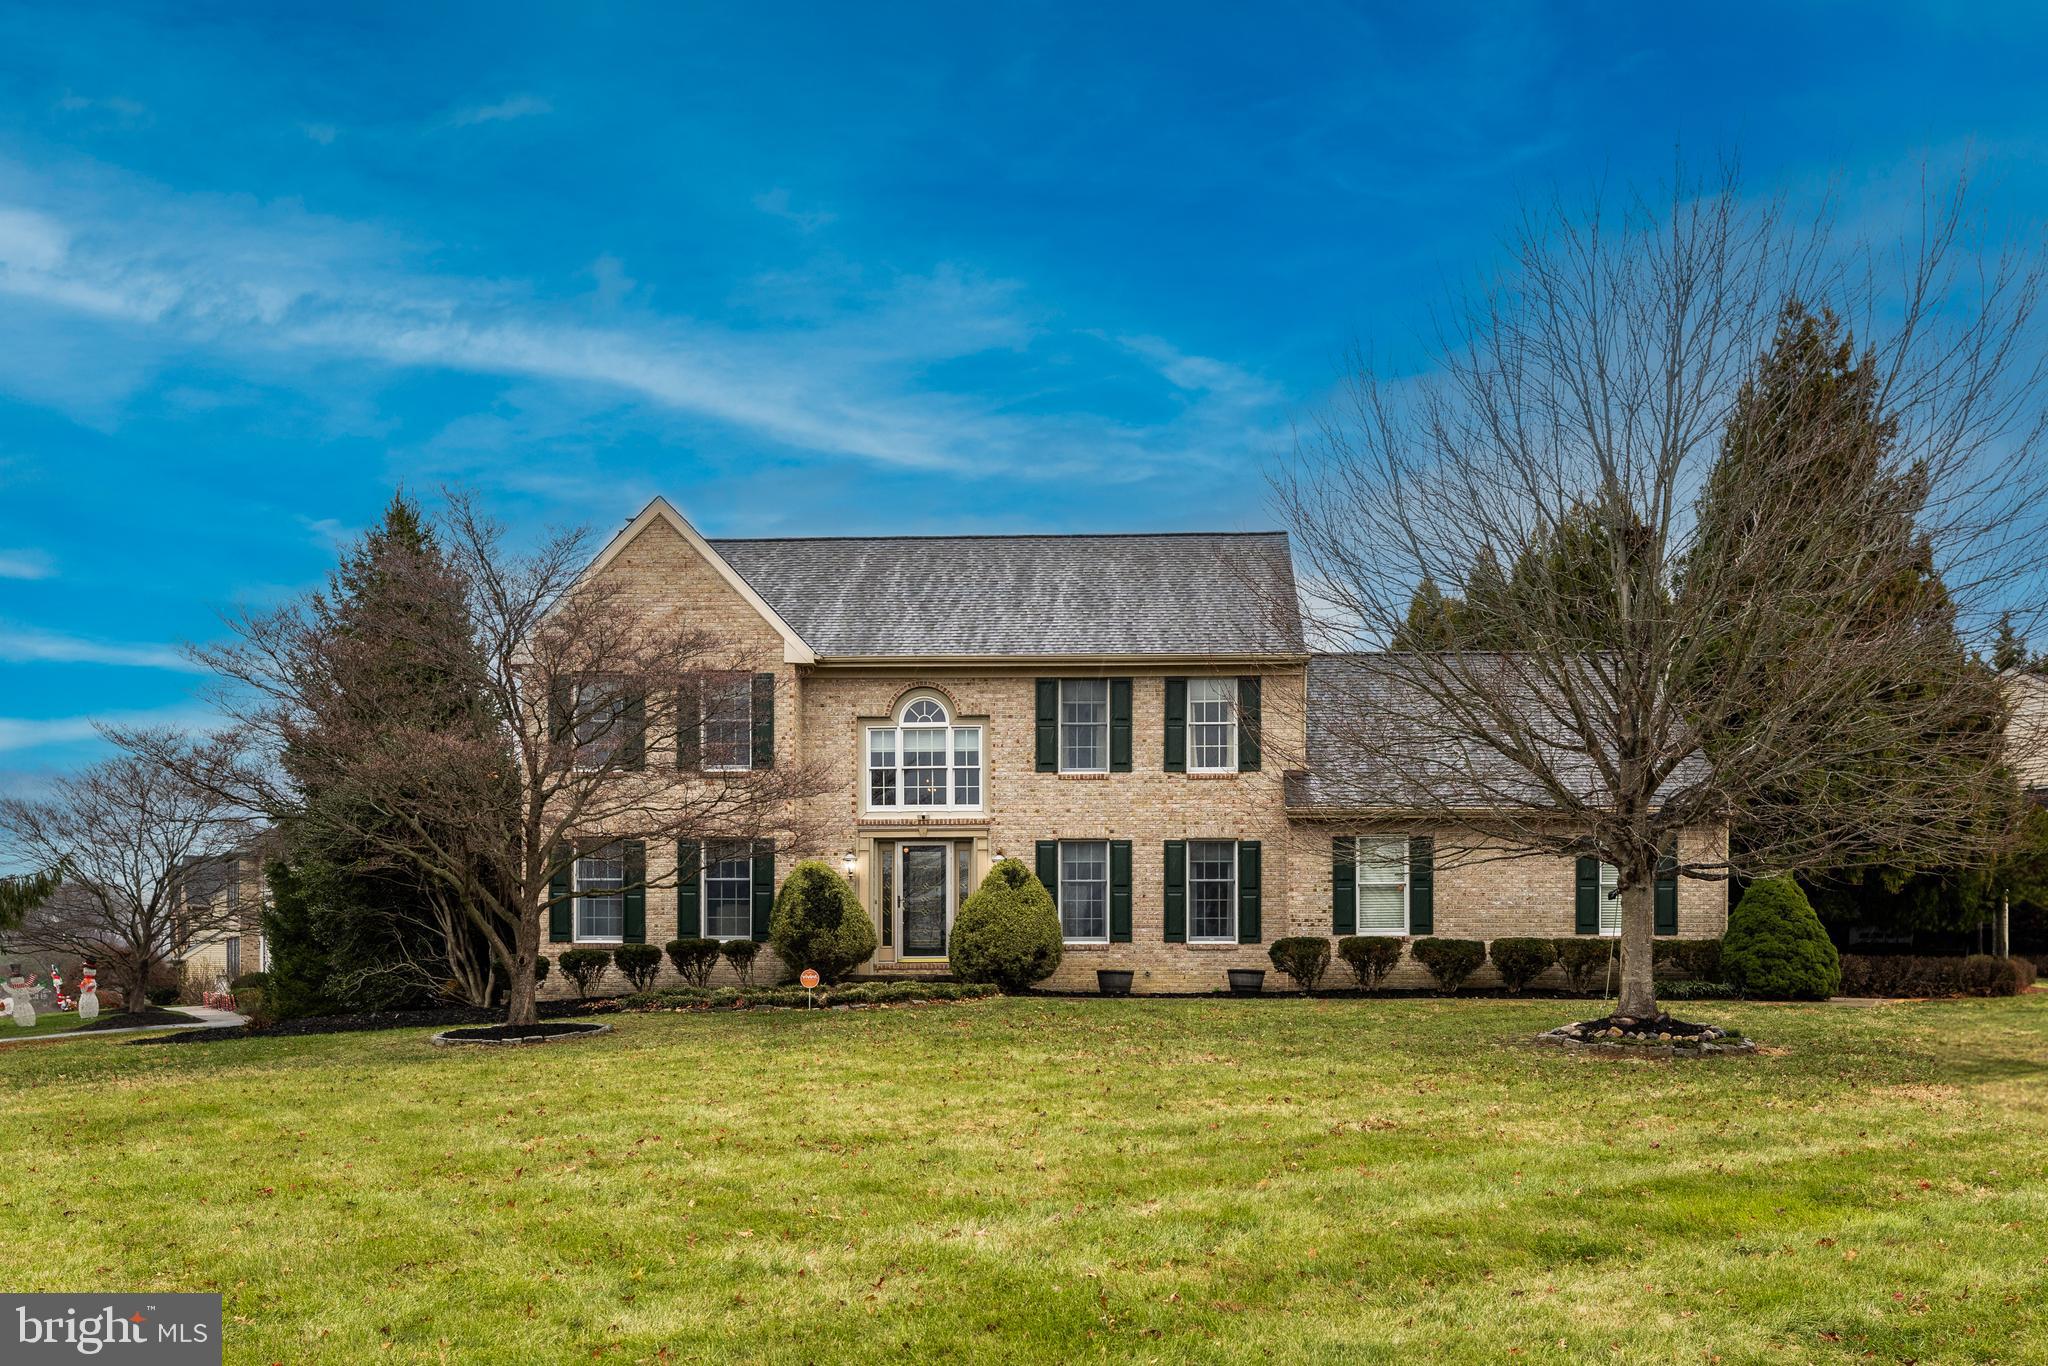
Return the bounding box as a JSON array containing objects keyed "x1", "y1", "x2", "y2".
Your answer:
[
  {"x1": 1268, "y1": 937, "x2": 1331, "y2": 992},
  {"x1": 719, "y1": 939, "x2": 763, "y2": 986},
  {"x1": 1487, "y1": 937, "x2": 1557, "y2": 993},
  {"x1": 1336, "y1": 936, "x2": 1403, "y2": 989},
  {"x1": 612, "y1": 943, "x2": 663, "y2": 992},
  {"x1": 769, "y1": 859, "x2": 877, "y2": 985},
  {"x1": 665, "y1": 937, "x2": 721, "y2": 988},
  {"x1": 556, "y1": 947, "x2": 612, "y2": 999},
  {"x1": 1652, "y1": 938, "x2": 1724, "y2": 983},
  {"x1": 1410, "y1": 938, "x2": 1485, "y2": 992},
  {"x1": 533, "y1": 956, "x2": 550, "y2": 985},
  {"x1": 1553, "y1": 938, "x2": 1617, "y2": 994},
  {"x1": 949, "y1": 858, "x2": 1062, "y2": 992},
  {"x1": 229, "y1": 971, "x2": 270, "y2": 991},
  {"x1": 1721, "y1": 877, "x2": 1840, "y2": 1000}
]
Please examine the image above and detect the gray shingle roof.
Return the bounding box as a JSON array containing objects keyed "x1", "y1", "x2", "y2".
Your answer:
[
  {"x1": 710, "y1": 532, "x2": 1304, "y2": 658},
  {"x1": 1288, "y1": 652, "x2": 1711, "y2": 812}
]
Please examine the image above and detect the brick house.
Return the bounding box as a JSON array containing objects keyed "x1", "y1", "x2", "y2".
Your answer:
[
  {"x1": 544, "y1": 497, "x2": 1727, "y2": 994},
  {"x1": 176, "y1": 844, "x2": 270, "y2": 988}
]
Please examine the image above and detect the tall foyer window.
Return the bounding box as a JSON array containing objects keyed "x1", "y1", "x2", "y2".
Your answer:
[
  {"x1": 1060, "y1": 680, "x2": 1108, "y2": 772},
  {"x1": 867, "y1": 695, "x2": 982, "y2": 811},
  {"x1": 1187, "y1": 678, "x2": 1237, "y2": 772}
]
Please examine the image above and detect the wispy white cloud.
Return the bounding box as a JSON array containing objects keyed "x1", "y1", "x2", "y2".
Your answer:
[
  {"x1": 0, "y1": 702, "x2": 220, "y2": 753},
  {"x1": 301, "y1": 122, "x2": 338, "y2": 145},
  {"x1": 753, "y1": 188, "x2": 837, "y2": 232},
  {"x1": 0, "y1": 158, "x2": 1288, "y2": 481},
  {"x1": 0, "y1": 623, "x2": 199, "y2": 671},
  {"x1": 451, "y1": 94, "x2": 553, "y2": 127},
  {"x1": 297, "y1": 515, "x2": 354, "y2": 552},
  {"x1": 0, "y1": 549, "x2": 55, "y2": 580}
]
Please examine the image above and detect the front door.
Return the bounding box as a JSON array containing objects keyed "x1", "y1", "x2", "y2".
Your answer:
[{"x1": 899, "y1": 844, "x2": 951, "y2": 958}]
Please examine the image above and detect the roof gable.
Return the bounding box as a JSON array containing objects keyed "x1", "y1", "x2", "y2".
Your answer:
[{"x1": 584, "y1": 499, "x2": 817, "y2": 664}]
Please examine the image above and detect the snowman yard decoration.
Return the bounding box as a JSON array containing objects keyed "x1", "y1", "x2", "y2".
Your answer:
[
  {"x1": 77, "y1": 962, "x2": 99, "y2": 1022},
  {"x1": 4, "y1": 966, "x2": 37, "y2": 1029}
]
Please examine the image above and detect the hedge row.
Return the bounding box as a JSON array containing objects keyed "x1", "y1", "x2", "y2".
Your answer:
[
  {"x1": 1838, "y1": 954, "x2": 2038, "y2": 999},
  {"x1": 627, "y1": 981, "x2": 1001, "y2": 1011}
]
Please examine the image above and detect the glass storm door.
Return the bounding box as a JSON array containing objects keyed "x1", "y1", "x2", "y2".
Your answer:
[{"x1": 899, "y1": 844, "x2": 950, "y2": 957}]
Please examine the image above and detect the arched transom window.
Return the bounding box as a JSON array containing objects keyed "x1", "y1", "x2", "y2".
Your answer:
[{"x1": 867, "y1": 694, "x2": 982, "y2": 810}]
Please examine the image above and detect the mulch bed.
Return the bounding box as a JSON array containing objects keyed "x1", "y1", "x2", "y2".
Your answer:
[
  {"x1": 1535, "y1": 1011, "x2": 1755, "y2": 1056},
  {"x1": 433, "y1": 1021, "x2": 611, "y2": 1046},
  {"x1": 131, "y1": 999, "x2": 615, "y2": 1046}
]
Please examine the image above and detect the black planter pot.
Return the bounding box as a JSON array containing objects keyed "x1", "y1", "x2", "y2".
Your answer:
[
  {"x1": 1227, "y1": 968, "x2": 1266, "y2": 996},
  {"x1": 1096, "y1": 969, "x2": 1135, "y2": 997}
]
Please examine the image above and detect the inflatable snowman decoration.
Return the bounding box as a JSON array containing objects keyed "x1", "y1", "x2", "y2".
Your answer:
[
  {"x1": 3, "y1": 966, "x2": 37, "y2": 1028},
  {"x1": 76, "y1": 962, "x2": 99, "y2": 1022}
]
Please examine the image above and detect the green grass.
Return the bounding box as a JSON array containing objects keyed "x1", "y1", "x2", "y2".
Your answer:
[{"x1": 2, "y1": 997, "x2": 2044, "y2": 1363}]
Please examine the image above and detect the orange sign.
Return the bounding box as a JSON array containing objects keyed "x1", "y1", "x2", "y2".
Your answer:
[{"x1": 799, "y1": 968, "x2": 820, "y2": 989}]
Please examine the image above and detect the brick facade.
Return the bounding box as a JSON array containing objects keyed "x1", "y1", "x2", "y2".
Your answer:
[{"x1": 544, "y1": 513, "x2": 1730, "y2": 996}]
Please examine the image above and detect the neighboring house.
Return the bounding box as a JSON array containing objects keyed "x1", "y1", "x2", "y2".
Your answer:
[
  {"x1": 2006, "y1": 671, "x2": 2048, "y2": 800},
  {"x1": 176, "y1": 844, "x2": 271, "y2": 986},
  {"x1": 546, "y1": 497, "x2": 1727, "y2": 994}
]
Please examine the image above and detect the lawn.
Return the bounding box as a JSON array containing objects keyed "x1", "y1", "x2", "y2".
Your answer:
[{"x1": 1, "y1": 996, "x2": 2043, "y2": 1363}]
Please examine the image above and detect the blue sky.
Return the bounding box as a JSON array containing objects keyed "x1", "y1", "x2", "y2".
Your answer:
[{"x1": 1, "y1": 1, "x2": 2045, "y2": 792}]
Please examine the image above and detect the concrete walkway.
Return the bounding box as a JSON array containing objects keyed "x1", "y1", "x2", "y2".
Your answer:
[{"x1": 0, "y1": 1005, "x2": 247, "y2": 1046}]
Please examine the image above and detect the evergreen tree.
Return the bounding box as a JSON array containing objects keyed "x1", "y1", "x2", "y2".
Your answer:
[{"x1": 1992, "y1": 612, "x2": 2027, "y2": 672}]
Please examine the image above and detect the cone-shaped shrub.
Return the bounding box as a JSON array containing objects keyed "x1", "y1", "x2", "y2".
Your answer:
[
  {"x1": 768, "y1": 860, "x2": 876, "y2": 984},
  {"x1": 1722, "y1": 877, "x2": 1840, "y2": 1000},
  {"x1": 950, "y1": 858, "x2": 1062, "y2": 992}
]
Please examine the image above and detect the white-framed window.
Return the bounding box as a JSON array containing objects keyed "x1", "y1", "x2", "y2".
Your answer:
[
  {"x1": 572, "y1": 676, "x2": 629, "y2": 770},
  {"x1": 1354, "y1": 839, "x2": 1408, "y2": 935},
  {"x1": 1059, "y1": 680, "x2": 1108, "y2": 773},
  {"x1": 866, "y1": 694, "x2": 982, "y2": 812},
  {"x1": 702, "y1": 672, "x2": 753, "y2": 771},
  {"x1": 704, "y1": 843, "x2": 753, "y2": 939},
  {"x1": 1598, "y1": 860, "x2": 1621, "y2": 937},
  {"x1": 574, "y1": 847, "x2": 625, "y2": 942},
  {"x1": 1059, "y1": 841, "x2": 1110, "y2": 943},
  {"x1": 1188, "y1": 839, "x2": 1237, "y2": 942},
  {"x1": 1188, "y1": 678, "x2": 1237, "y2": 772}
]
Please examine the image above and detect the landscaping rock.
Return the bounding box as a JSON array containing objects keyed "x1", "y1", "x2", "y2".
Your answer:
[{"x1": 1533, "y1": 1011, "x2": 1757, "y2": 1058}]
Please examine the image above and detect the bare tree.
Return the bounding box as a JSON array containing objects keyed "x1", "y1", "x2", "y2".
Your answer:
[
  {"x1": 0, "y1": 744, "x2": 250, "y2": 1013},
  {"x1": 126, "y1": 491, "x2": 828, "y2": 1026},
  {"x1": 1274, "y1": 163, "x2": 2047, "y2": 1019}
]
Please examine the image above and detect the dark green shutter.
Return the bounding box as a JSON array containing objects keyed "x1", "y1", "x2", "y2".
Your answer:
[
  {"x1": 1109, "y1": 679, "x2": 1132, "y2": 772},
  {"x1": 1035, "y1": 680, "x2": 1059, "y2": 772},
  {"x1": 548, "y1": 846, "x2": 573, "y2": 942},
  {"x1": 1332, "y1": 837, "x2": 1356, "y2": 935},
  {"x1": 1164, "y1": 679, "x2": 1187, "y2": 772},
  {"x1": 1163, "y1": 840, "x2": 1186, "y2": 942},
  {"x1": 1237, "y1": 840, "x2": 1262, "y2": 943},
  {"x1": 1237, "y1": 676, "x2": 1262, "y2": 771},
  {"x1": 1035, "y1": 841, "x2": 1060, "y2": 907},
  {"x1": 620, "y1": 689, "x2": 646, "y2": 770},
  {"x1": 750, "y1": 672, "x2": 775, "y2": 769},
  {"x1": 1408, "y1": 836, "x2": 1434, "y2": 935},
  {"x1": 676, "y1": 676, "x2": 701, "y2": 771},
  {"x1": 1654, "y1": 841, "x2": 1678, "y2": 936},
  {"x1": 750, "y1": 842, "x2": 774, "y2": 943},
  {"x1": 1110, "y1": 840, "x2": 1132, "y2": 942},
  {"x1": 622, "y1": 840, "x2": 646, "y2": 943},
  {"x1": 549, "y1": 678, "x2": 573, "y2": 744},
  {"x1": 675, "y1": 842, "x2": 701, "y2": 937},
  {"x1": 1574, "y1": 856, "x2": 1600, "y2": 935}
]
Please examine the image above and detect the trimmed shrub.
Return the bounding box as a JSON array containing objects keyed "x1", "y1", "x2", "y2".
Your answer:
[
  {"x1": 2014, "y1": 957, "x2": 2040, "y2": 991},
  {"x1": 1336, "y1": 936, "x2": 1403, "y2": 990},
  {"x1": 1721, "y1": 877, "x2": 1840, "y2": 1000},
  {"x1": 1411, "y1": 938, "x2": 1485, "y2": 992},
  {"x1": 229, "y1": 971, "x2": 270, "y2": 991},
  {"x1": 950, "y1": 858, "x2": 1062, "y2": 992},
  {"x1": 1657, "y1": 979, "x2": 1740, "y2": 1001},
  {"x1": 1268, "y1": 937, "x2": 1332, "y2": 993},
  {"x1": 628, "y1": 980, "x2": 1000, "y2": 1010},
  {"x1": 1487, "y1": 937, "x2": 1557, "y2": 993},
  {"x1": 719, "y1": 939, "x2": 762, "y2": 986},
  {"x1": 534, "y1": 956, "x2": 550, "y2": 985},
  {"x1": 769, "y1": 860, "x2": 877, "y2": 985},
  {"x1": 1652, "y1": 938, "x2": 1724, "y2": 983},
  {"x1": 234, "y1": 985, "x2": 274, "y2": 1028},
  {"x1": 1961, "y1": 954, "x2": 2026, "y2": 997},
  {"x1": 1554, "y1": 939, "x2": 1617, "y2": 995},
  {"x1": 556, "y1": 948, "x2": 612, "y2": 1000},
  {"x1": 612, "y1": 944, "x2": 663, "y2": 993},
  {"x1": 146, "y1": 983, "x2": 182, "y2": 1007},
  {"x1": 665, "y1": 938, "x2": 721, "y2": 988}
]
